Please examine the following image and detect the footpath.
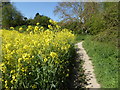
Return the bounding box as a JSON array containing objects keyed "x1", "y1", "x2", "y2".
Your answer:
[{"x1": 76, "y1": 41, "x2": 101, "y2": 88}]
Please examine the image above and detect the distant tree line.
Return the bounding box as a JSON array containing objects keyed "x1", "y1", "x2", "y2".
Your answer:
[
  {"x1": 24, "y1": 13, "x2": 51, "y2": 28},
  {"x1": 2, "y1": 2, "x2": 51, "y2": 29},
  {"x1": 2, "y1": 1, "x2": 118, "y2": 40},
  {"x1": 54, "y1": 2, "x2": 118, "y2": 35}
]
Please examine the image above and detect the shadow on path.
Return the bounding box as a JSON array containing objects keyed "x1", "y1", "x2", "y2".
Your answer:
[
  {"x1": 64, "y1": 44, "x2": 87, "y2": 89},
  {"x1": 63, "y1": 41, "x2": 101, "y2": 89}
]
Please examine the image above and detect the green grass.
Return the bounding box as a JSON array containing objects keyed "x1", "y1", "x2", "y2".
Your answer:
[
  {"x1": 82, "y1": 36, "x2": 118, "y2": 88},
  {"x1": 75, "y1": 34, "x2": 88, "y2": 43}
]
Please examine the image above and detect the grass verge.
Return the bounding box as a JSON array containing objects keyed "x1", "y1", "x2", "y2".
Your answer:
[
  {"x1": 83, "y1": 36, "x2": 118, "y2": 88},
  {"x1": 75, "y1": 34, "x2": 88, "y2": 43}
]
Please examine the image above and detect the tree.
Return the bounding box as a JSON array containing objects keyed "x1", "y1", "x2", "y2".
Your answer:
[
  {"x1": 84, "y1": 2, "x2": 118, "y2": 35},
  {"x1": 54, "y1": 2, "x2": 85, "y2": 33},
  {"x1": 33, "y1": 13, "x2": 51, "y2": 28},
  {"x1": 54, "y1": 2, "x2": 84, "y2": 22},
  {"x1": 54, "y1": 2, "x2": 102, "y2": 34},
  {"x1": 2, "y1": 2, "x2": 24, "y2": 29},
  {"x1": 102, "y1": 2, "x2": 118, "y2": 27},
  {"x1": 24, "y1": 17, "x2": 27, "y2": 21},
  {"x1": 0, "y1": 2, "x2": 2, "y2": 28},
  {"x1": 35, "y1": 13, "x2": 40, "y2": 17},
  {"x1": 33, "y1": 13, "x2": 42, "y2": 25},
  {"x1": 27, "y1": 18, "x2": 32, "y2": 25}
]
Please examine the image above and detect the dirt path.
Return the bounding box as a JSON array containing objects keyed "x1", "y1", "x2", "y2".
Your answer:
[{"x1": 75, "y1": 41, "x2": 101, "y2": 88}]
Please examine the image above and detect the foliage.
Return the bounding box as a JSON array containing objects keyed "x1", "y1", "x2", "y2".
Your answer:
[
  {"x1": 91, "y1": 2, "x2": 118, "y2": 45},
  {"x1": 54, "y1": 2, "x2": 100, "y2": 34},
  {"x1": 58, "y1": 20, "x2": 83, "y2": 34},
  {"x1": 0, "y1": 2, "x2": 1, "y2": 14},
  {"x1": 84, "y1": 2, "x2": 118, "y2": 36},
  {"x1": 103, "y1": 2, "x2": 118, "y2": 27},
  {"x1": 83, "y1": 36, "x2": 118, "y2": 88},
  {"x1": 93, "y1": 27, "x2": 118, "y2": 47},
  {"x1": 84, "y1": 12, "x2": 105, "y2": 35},
  {"x1": 12, "y1": 19, "x2": 61, "y2": 33},
  {"x1": 54, "y1": 2, "x2": 83, "y2": 21},
  {"x1": 54, "y1": 2, "x2": 84, "y2": 34},
  {"x1": 0, "y1": 20, "x2": 75, "y2": 89},
  {"x1": 2, "y1": 2, "x2": 24, "y2": 29},
  {"x1": 33, "y1": 13, "x2": 51, "y2": 28},
  {"x1": 75, "y1": 34, "x2": 88, "y2": 43},
  {"x1": 55, "y1": 2, "x2": 118, "y2": 42},
  {"x1": 2, "y1": 2, "x2": 52, "y2": 30},
  {"x1": 13, "y1": 13, "x2": 52, "y2": 30}
]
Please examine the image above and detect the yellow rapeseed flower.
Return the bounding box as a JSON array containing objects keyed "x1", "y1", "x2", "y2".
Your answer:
[
  {"x1": 10, "y1": 70, "x2": 15, "y2": 74},
  {"x1": 56, "y1": 25, "x2": 61, "y2": 29},
  {"x1": 19, "y1": 27, "x2": 23, "y2": 31},
  {"x1": 50, "y1": 52, "x2": 58, "y2": 58},
  {"x1": 49, "y1": 19, "x2": 57, "y2": 25},
  {"x1": 36, "y1": 22, "x2": 40, "y2": 25},
  {"x1": 21, "y1": 67, "x2": 26, "y2": 72},
  {"x1": 44, "y1": 58, "x2": 48, "y2": 63},
  {"x1": 48, "y1": 25, "x2": 53, "y2": 29},
  {"x1": 32, "y1": 84, "x2": 37, "y2": 88},
  {"x1": 12, "y1": 75, "x2": 16, "y2": 80},
  {"x1": 10, "y1": 27, "x2": 14, "y2": 30},
  {"x1": 40, "y1": 26, "x2": 44, "y2": 30},
  {"x1": 5, "y1": 80, "x2": 7, "y2": 84},
  {"x1": 1, "y1": 24, "x2": 75, "y2": 88},
  {"x1": 66, "y1": 73, "x2": 69, "y2": 77},
  {"x1": 28, "y1": 25, "x2": 32, "y2": 29},
  {"x1": 10, "y1": 80, "x2": 14, "y2": 84},
  {"x1": 18, "y1": 58, "x2": 22, "y2": 63}
]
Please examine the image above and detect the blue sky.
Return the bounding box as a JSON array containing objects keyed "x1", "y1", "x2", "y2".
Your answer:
[{"x1": 12, "y1": 2, "x2": 60, "y2": 21}]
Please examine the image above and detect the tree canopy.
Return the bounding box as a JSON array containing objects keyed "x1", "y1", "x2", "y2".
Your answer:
[
  {"x1": 54, "y1": 2, "x2": 118, "y2": 35},
  {"x1": 2, "y1": 2, "x2": 24, "y2": 29},
  {"x1": 33, "y1": 13, "x2": 51, "y2": 28},
  {"x1": 2, "y1": 2, "x2": 52, "y2": 29}
]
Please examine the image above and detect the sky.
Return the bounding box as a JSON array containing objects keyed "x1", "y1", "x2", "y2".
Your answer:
[{"x1": 12, "y1": 2, "x2": 60, "y2": 21}]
